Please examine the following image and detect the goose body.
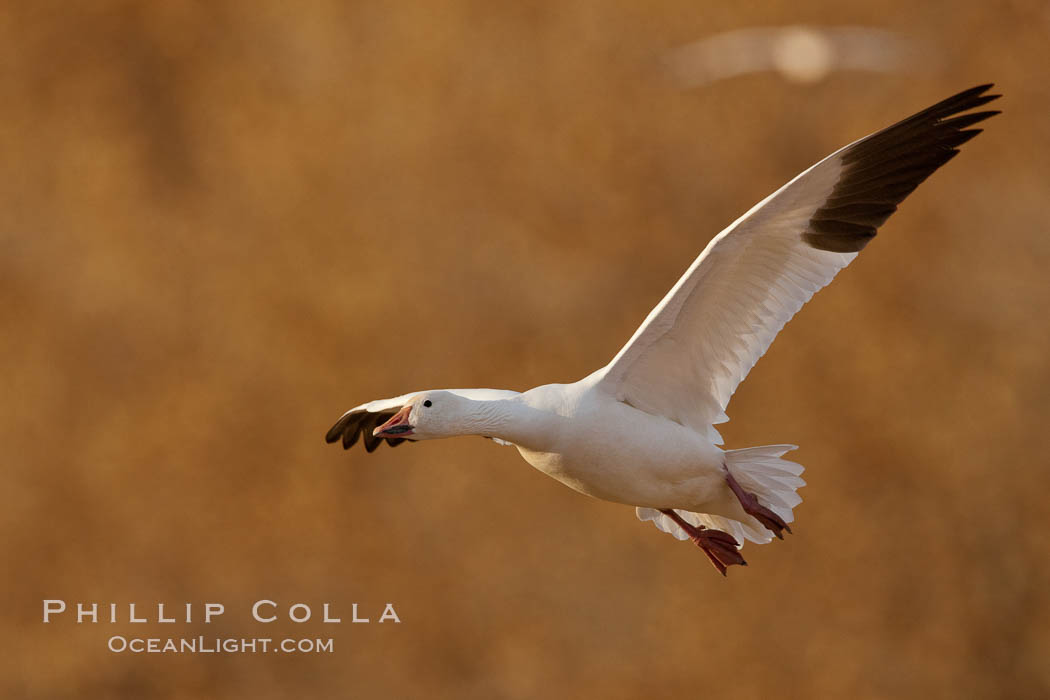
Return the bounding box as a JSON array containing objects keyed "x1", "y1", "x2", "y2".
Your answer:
[
  {"x1": 326, "y1": 85, "x2": 1000, "y2": 573},
  {"x1": 507, "y1": 377, "x2": 728, "y2": 511}
]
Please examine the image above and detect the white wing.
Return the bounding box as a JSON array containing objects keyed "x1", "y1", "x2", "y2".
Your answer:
[
  {"x1": 325, "y1": 388, "x2": 521, "y2": 452},
  {"x1": 596, "y1": 85, "x2": 999, "y2": 442}
]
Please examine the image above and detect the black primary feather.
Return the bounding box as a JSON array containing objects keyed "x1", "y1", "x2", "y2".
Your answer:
[{"x1": 803, "y1": 84, "x2": 1000, "y2": 253}]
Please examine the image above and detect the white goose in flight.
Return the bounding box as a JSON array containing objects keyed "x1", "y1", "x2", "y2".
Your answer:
[{"x1": 327, "y1": 85, "x2": 999, "y2": 574}]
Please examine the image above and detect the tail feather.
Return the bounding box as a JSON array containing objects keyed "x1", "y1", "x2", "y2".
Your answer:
[
  {"x1": 727, "y1": 444, "x2": 804, "y2": 527},
  {"x1": 636, "y1": 444, "x2": 805, "y2": 547}
]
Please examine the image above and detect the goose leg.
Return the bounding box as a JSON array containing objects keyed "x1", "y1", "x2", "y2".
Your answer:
[
  {"x1": 659, "y1": 509, "x2": 746, "y2": 575},
  {"x1": 724, "y1": 467, "x2": 792, "y2": 539}
]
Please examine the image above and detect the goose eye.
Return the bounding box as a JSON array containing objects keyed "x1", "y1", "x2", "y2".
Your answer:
[{"x1": 423, "y1": 400, "x2": 432, "y2": 407}]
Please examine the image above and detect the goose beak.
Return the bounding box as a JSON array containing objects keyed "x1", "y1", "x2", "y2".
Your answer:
[{"x1": 374, "y1": 405, "x2": 414, "y2": 437}]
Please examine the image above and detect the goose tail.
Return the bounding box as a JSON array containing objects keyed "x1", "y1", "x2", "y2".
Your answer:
[{"x1": 636, "y1": 444, "x2": 805, "y2": 547}]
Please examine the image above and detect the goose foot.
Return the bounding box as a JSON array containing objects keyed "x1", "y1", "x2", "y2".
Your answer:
[
  {"x1": 659, "y1": 509, "x2": 747, "y2": 576},
  {"x1": 724, "y1": 468, "x2": 792, "y2": 539}
]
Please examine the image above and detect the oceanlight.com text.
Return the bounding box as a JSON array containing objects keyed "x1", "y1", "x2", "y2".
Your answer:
[{"x1": 107, "y1": 636, "x2": 335, "y2": 654}]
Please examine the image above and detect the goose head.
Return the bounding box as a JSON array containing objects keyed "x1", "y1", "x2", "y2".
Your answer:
[{"x1": 373, "y1": 391, "x2": 478, "y2": 440}]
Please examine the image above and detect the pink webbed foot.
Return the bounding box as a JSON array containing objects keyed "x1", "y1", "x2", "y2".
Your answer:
[
  {"x1": 659, "y1": 509, "x2": 747, "y2": 576},
  {"x1": 724, "y1": 468, "x2": 792, "y2": 539}
]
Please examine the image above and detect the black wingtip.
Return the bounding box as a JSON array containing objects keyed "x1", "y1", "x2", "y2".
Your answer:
[
  {"x1": 957, "y1": 83, "x2": 996, "y2": 100},
  {"x1": 326, "y1": 407, "x2": 413, "y2": 454},
  {"x1": 962, "y1": 94, "x2": 1002, "y2": 111},
  {"x1": 325, "y1": 415, "x2": 349, "y2": 444},
  {"x1": 802, "y1": 84, "x2": 1001, "y2": 253},
  {"x1": 958, "y1": 84, "x2": 1001, "y2": 109},
  {"x1": 941, "y1": 110, "x2": 1001, "y2": 132},
  {"x1": 325, "y1": 410, "x2": 368, "y2": 449}
]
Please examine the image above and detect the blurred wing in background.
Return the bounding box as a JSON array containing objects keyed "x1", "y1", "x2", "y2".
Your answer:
[
  {"x1": 325, "y1": 388, "x2": 521, "y2": 452},
  {"x1": 597, "y1": 85, "x2": 1000, "y2": 443},
  {"x1": 664, "y1": 25, "x2": 929, "y2": 87}
]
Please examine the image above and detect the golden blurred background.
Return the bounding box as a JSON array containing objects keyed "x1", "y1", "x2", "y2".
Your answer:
[{"x1": 2, "y1": 1, "x2": 1048, "y2": 698}]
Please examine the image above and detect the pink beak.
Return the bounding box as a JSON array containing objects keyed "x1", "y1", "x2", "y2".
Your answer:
[{"x1": 373, "y1": 405, "x2": 414, "y2": 437}]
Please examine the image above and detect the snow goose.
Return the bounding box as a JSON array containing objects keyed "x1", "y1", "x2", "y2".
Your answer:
[{"x1": 326, "y1": 85, "x2": 1000, "y2": 574}]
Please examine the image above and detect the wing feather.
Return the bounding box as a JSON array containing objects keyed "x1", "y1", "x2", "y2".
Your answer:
[{"x1": 596, "y1": 85, "x2": 1000, "y2": 440}]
